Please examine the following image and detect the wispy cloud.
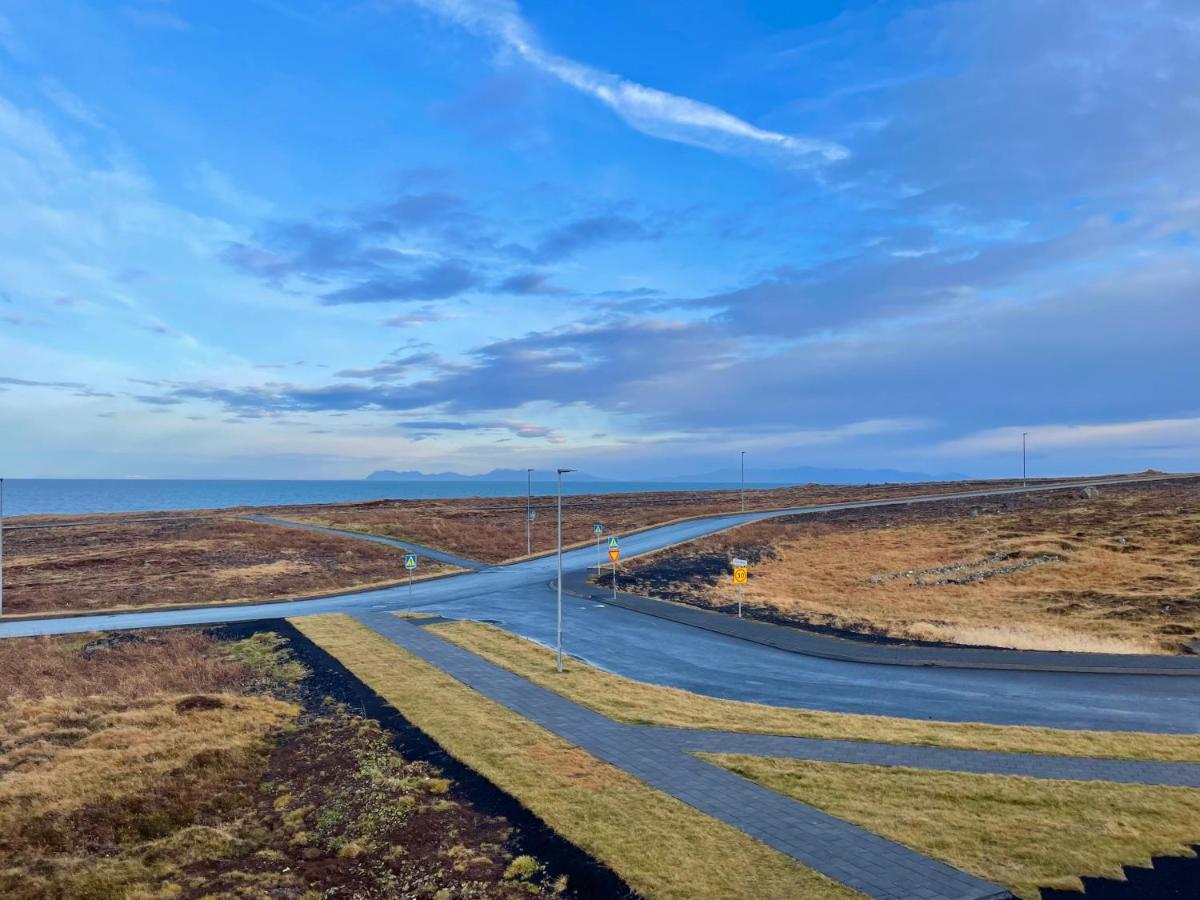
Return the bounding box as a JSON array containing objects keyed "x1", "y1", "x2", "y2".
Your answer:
[
  {"x1": 937, "y1": 419, "x2": 1200, "y2": 455},
  {"x1": 397, "y1": 417, "x2": 562, "y2": 442},
  {"x1": 401, "y1": 0, "x2": 846, "y2": 165}
]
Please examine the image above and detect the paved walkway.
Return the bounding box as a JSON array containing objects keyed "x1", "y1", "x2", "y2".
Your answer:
[
  {"x1": 244, "y1": 514, "x2": 489, "y2": 570},
  {"x1": 356, "y1": 611, "x2": 1039, "y2": 898},
  {"x1": 655, "y1": 730, "x2": 1200, "y2": 788}
]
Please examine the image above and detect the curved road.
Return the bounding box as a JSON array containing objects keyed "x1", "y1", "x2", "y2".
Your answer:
[{"x1": 3, "y1": 474, "x2": 1198, "y2": 734}]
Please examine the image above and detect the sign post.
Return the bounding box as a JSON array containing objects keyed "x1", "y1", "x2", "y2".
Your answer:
[
  {"x1": 404, "y1": 553, "x2": 418, "y2": 602},
  {"x1": 731, "y1": 557, "x2": 748, "y2": 618},
  {"x1": 593, "y1": 523, "x2": 604, "y2": 575},
  {"x1": 608, "y1": 536, "x2": 621, "y2": 599}
]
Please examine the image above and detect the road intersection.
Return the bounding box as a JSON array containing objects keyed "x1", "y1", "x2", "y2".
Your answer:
[{"x1": 2, "y1": 473, "x2": 1198, "y2": 734}]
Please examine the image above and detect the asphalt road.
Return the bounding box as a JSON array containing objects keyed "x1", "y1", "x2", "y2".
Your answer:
[{"x1": 3, "y1": 473, "x2": 1199, "y2": 734}]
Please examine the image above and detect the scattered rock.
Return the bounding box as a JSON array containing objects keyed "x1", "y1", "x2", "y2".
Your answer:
[
  {"x1": 81, "y1": 632, "x2": 157, "y2": 659},
  {"x1": 1184, "y1": 640, "x2": 1200, "y2": 656},
  {"x1": 1080, "y1": 486, "x2": 1101, "y2": 499},
  {"x1": 865, "y1": 551, "x2": 1063, "y2": 587}
]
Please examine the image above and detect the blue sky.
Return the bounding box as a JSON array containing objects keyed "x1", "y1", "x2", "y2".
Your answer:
[{"x1": 0, "y1": 0, "x2": 1196, "y2": 479}]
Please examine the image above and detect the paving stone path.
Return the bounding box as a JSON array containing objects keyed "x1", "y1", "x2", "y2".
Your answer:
[
  {"x1": 350, "y1": 611, "x2": 1200, "y2": 898},
  {"x1": 354, "y1": 611, "x2": 1023, "y2": 899}
]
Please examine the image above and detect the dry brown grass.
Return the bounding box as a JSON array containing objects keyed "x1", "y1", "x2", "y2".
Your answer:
[
  {"x1": 275, "y1": 477, "x2": 1051, "y2": 564},
  {"x1": 0, "y1": 629, "x2": 297, "y2": 897},
  {"x1": 706, "y1": 755, "x2": 1200, "y2": 899},
  {"x1": 429, "y1": 619, "x2": 1200, "y2": 762},
  {"x1": 0, "y1": 630, "x2": 256, "y2": 702},
  {"x1": 2, "y1": 516, "x2": 456, "y2": 615},
  {"x1": 0, "y1": 628, "x2": 564, "y2": 899},
  {"x1": 621, "y1": 479, "x2": 1200, "y2": 653},
  {"x1": 292, "y1": 613, "x2": 860, "y2": 900}
]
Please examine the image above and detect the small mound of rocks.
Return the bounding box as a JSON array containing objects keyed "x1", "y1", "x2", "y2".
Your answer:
[{"x1": 866, "y1": 551, "x2": 1063, "y2": 587}]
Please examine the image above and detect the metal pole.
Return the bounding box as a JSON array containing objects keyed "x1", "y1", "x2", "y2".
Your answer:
[
  {"x1": 595, "y1": 534, "x2": 601, "y2": 576},
  {"x1": 612, "y1": 554, "x2": 617, "y2": 600},
  {"x1": 1022, "y1": 433, "x2": 1028, "y2": 487},
  {"x1": 408, "y1": 567, "x2": 413, "y2": 603},
  {"x1": 555, "y1": 467, "x2": 573, "y2": 673},
  {"x1": 526, "y1": 468, "x2": 533, "y2": 556},
  {"x1": 738, "y1": 582, "x2": 743, "y2": 618},
  {"x1": 740, "y1": 450, "x2": 746, "y2": 512}
]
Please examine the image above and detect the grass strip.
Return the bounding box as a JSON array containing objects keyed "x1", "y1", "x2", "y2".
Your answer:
[
  {"x1": 427, "y1": 620, "x2": 1200, "y2": 763},
  {"x1": 290, "y1": 614, "x2": 860, "y2": 900},
  {"x1": 702, "y1": 754, "x2": 1200, "y2": 900}
]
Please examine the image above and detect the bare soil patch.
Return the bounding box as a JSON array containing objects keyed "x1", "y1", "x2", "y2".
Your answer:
[
  {"x1": 0, "y1": 626, "x2": 565, "y2": 898},
  {"x1": 620, "y1": 478, "x2": 1200, "y2": 654},
  {"x1": 2, "y1": 516, "x2": 454, "y2": 615}
]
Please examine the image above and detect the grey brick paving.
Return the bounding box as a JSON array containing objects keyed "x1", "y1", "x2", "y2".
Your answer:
[
  {"x1": 657, "y1": 730, "x2": 1200, "y2": 788},
  {"x1": 353, "y1": 610, "x2": 1012, "y2": 900}
]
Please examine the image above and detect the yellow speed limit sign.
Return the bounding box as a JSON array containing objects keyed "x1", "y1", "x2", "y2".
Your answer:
[{"x1": 731, "y1": 556, "x2": 749, "y2": 585}]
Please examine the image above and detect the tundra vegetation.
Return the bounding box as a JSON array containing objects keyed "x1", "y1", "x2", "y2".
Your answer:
[
  {"x1": 2, "y1": 517, "x2": 457, "y2": 615},
  {"x1": 0, "y1": 626, "x2": 559, "y2": 898},
  {"x1": 277, "y1": 477, "x2": 1049, "y2": 564},
  {"x1": 618, "y1": 478, "x2": 1200, "y2": 654}
]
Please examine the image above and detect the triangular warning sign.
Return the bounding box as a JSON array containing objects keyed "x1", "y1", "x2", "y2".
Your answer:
[{"x1": 608, "y1": 536, "x2": 620, "y2": 549}]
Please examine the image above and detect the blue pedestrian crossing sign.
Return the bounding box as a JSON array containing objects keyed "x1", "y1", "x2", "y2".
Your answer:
[
  {"x1": 607, "y1": 536, "x2": 620, "y2": 550},
  {"x1": 593, "y1": 523, "x2": 604, "y2": 535},
  {"x1": 404, "y1": 554, "x2": 418, "y2": 570}
]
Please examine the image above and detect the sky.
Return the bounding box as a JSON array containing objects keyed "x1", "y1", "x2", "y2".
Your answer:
[{"x1": 0, "y1": 0, "x2": 1197, "y2": 480}]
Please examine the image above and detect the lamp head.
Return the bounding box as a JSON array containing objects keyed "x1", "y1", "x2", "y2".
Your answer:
[{"x1": 557, "y1": 467, "x2": 575, "y2": 475}]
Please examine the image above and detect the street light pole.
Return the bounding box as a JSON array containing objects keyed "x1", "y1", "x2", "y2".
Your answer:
[
  {"x1": 526, "y1": 467, "x2": 534, "y2": 556},
  {"x1": 740, "y1": 450, "x2": 746, "y2": 513},
  {"x1": 555, "y1": 466, "x2": 574, "y2": 673},
  {"x1": 1022, "y1": 433, "x2": 1028, "y2": 487}
]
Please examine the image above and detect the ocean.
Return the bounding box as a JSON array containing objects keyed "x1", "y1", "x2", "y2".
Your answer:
[{"x1": 0, "y1": 479, "x2": 762, "y2": 518}]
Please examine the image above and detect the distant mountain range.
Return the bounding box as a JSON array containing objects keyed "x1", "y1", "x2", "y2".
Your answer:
[
  {"x1": 366, "y1": 465, "x2": 951, "y2": 484},
  {"x1": 658, "y1": 465, "x2": 945, "y2": 484},
  {"x1": 366, "y1": 468, "x2": 608, "y2": 482}
]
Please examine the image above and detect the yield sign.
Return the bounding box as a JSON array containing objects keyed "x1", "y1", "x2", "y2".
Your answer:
[{"x1": 608, "y1": 548, "x2": 621, "y2": 562}]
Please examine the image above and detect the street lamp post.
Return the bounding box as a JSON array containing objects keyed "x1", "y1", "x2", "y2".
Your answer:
[
  {"x1": 740, "y1": 450, "x2": 746, "y2": 513},
  {"x1": 1022, "y1": 433, "x2": 1028, "y2": 487},
  {"x1": 526, "y1": 468, "x2": 534, "y2": 556},
  {"x1": 555, "y1": 467, "x2": 574, "y2": 673}
]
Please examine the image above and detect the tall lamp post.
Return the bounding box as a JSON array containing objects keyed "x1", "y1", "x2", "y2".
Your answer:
[
  {"x1": 1022, "y1": 433, "x2": 1028, "y2": 487},
  {"x1": 740, "y1": 450, "x2": 746, "y2": 513},
  {"x1": 555, "y1": 466, "x2": 574, "y2": 673},
  {"x1": 526, "y1": 467, "x2": 534, "y2": 556}
]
